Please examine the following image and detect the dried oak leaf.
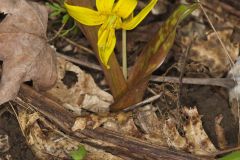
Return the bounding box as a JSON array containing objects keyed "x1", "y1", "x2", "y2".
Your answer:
[
  {"x1": 215, "y1": 114, "x2": 227, "y2": 149},
  {"x1": 47, "y1": 57, "x2": 113, "y2": 115},
  {"x1": 0, "y1": 130, "x2": 10, "y2": 153},
  {"x1": 0, "y1": 0, "x2": 57, "y2": 104},
  {"x1": 18, "y1": 108, "x2": 123, "y2": 160},
  {"x1": 183, "y1": 107, "x2": 218, "y2": 155},
  {"x1": 135, "y1": 105, "x2": 187, "y2": 149}
]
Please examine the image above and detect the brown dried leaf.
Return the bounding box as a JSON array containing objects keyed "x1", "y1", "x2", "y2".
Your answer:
[
  {"x1": 72, "y1": 111, "x2": 140, "y2": 137},
  {"x1": 18, "y1": 109, "x2": 79, "y2": 159},
  {"x1": 72, "y1": 115, "x2": 109, "y2": 131},
  {"x1": 103, "y1": 117, "x2": 140, "y2": 137},
  {"x1": 135, "y1": 105, "x2": 187, "y2": 149},
  {"x1": 0, "y1": 0, "x2": 57, "y2": 104},
  {"x1": 72, "y1": 117, "x2": 88, "y2": 131},
  {"x1": 186, "y1": 30, "x2": 239, "y2": 77},
  {"x1": 136, "y1": 105, "x2": 217, "y2": 156},
  {"x1": 183, "y1": 107, "x2": 218, "y2": 155},
  {"x1": 136, "y1": 105, "x2": 163, "y2": 134},
  {"x1": 163, "y1": 118, "x2": 188, "y2": 150},
  {"x1": 215, "y1": 114, "x2": 227, "y2": 149},
  {"x1": 47, "y1": 57, "x2": 113, "y2": 115},
  {"x1": 0, "y1": 132, "x2": 10, "y2": 153},
  {"x1": 18, "y1": 108, "x2": 122, "y2": 160}
]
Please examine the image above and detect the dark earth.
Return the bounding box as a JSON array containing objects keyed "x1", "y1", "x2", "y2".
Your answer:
[{"x1": 0, "y1": 111, "x2": 36, "y2": 160}]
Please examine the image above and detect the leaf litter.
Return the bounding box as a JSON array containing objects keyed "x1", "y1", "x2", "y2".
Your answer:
[
  {"x1": 0, "y1": 0, "x2": 57, "y2": 104},
  {"x1": 0, "y1": 0, "x2": 240, "y2": 159}
]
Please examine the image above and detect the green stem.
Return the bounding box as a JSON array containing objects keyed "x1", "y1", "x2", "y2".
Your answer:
[{"x1": 122, "y1": 29, "x2": 127, "y2": 79}]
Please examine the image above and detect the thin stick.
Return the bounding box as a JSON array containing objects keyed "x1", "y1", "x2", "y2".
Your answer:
[
  {"x1": 48, "y1": 22, "x2": 66, "y2": 42},
  {"x1": 56, "y1": 53, "x2": 102, "y2": 71},
  {"x1": 150, "y1": 76, "x2": 236, "y2": 89},
  {"x1": 123, "y1": 93, "x2": 163, "y2": 112},
  {"x1": 53, "y1": 30, "x2": 95, "y2": 55},
  {"x1": 122, "y1": 29, "x2": 127, "y2": 79}
]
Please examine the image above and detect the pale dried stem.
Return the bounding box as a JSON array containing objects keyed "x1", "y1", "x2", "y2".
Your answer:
[
  {"x1": 48, "y1": 22, "x2": 66, "y2": 42},
  {"x1": 122, "y1": 29, "x2": 127, "y2": 79}
]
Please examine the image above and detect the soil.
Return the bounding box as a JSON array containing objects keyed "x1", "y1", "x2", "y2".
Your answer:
[{"x1": 0, "y1": 110, "x2": 36, "y2": 160}]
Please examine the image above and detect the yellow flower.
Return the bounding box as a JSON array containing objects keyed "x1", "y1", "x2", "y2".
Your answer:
[{"x1": 65, "y1": 0, "x2": 157, "y2": 68}]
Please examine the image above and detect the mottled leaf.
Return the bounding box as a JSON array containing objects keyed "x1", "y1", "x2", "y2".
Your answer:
[
  {"x1": 67, "y1": 0, "x2": 198, "y2": 111},
  {"x1": 132, "y1": 3, "x2": 198, "y2": 78},
  {"x1": 111, "y1": 3, "x2": 199, "y2": 111}
]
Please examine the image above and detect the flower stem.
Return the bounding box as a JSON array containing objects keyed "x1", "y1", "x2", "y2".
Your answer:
[{"x1": 122, "y1": 29, "x2": 127, "y2": 79}]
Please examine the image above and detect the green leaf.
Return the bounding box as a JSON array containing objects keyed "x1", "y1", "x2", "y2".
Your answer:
[
  {"x1": 60, "y1": 23, "x2": 76, "y2": 36},
  {"x1": 45, "y1": 2, "x2": 58, "y2": 11},
  {"x1": 62, "y1": 14, "x2": 70, "y2": 24},
  {"x1": 219, "y1": 151, "x2": 240, "y2": 160},
  {"x1": 46, "y1": 2, "x2": 66, "y2": 14},
  {"x1": 111, "y1": 3, "x2": 199, "y2": 111},
  {"x1": 60, "y1": 29, "x2": 70, "y2": 37},
  {"x1": 50, "y1": 11, "x2": 61, "y2": 18},
  {"x1": 52, "y1": 2, "x2": 62, "y2": 9},
  {"x1": 70, "y1": 145, "x2": 87, "y2": 160}
]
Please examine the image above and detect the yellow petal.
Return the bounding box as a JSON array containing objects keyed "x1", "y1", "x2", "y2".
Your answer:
[
  {"x1": 64, "y1": 2, "x2": 106, "y2": 26},
  {"x1": 98, "y1": 25, "x2": 116, "y2": 68},
  {"x1": 113, "y1": 0, "x2": 137, "y2": 19},
  {"x1": 96, "y1": 0, "x2": 115, "y2": 13},
  {"x1": 121, "y1": 0, "x2": 157, "y2": 30}
]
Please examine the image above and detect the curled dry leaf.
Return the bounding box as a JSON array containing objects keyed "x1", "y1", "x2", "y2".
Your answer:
[
  {"x1": 135, "y1": 105, "x2": 168, "y2": 146},
  {"x1": 181, "y1": 17, "x2": 239, "y2": 77},
  {"x1": 187, "y1": 30, "x2": 239, "y2": 77},
  {"x1": 0, "y1": 0, "x2": 57, "y2": 104},
  {"x1": 72, "y1": 117, "x2": 87, "y2": 131},
  {"x1": 103, "y1": 116, "x2": 140, "y2": 137},
  {"x1": 0, "y1": 131, "x2": 10, "y2": 153},
  {"x1": 47, "y1": 57, "x2": 113, "y2": 115},
  {"x1": 215, "y1": 114, "x2": 227, "y2": 149},
  {"x1": 135, "y1": 105, "x2": 187, "y2": 149},
  {"x1": 67, "y1": 104, "x2": 218, "y2": 156},
  {"x1": 183, "y1": 107, "x2": 218, "y2": 155},
  {"x1": 18, "y1": 109, "x2": 80, "y2": 159},
  {"x1": 18, "y1": 108, "x2": 123, "y2": 160},
  {"x1": 135, "y1": 105, "x2": 217, "y2": 155},
  {"x1": 72, "y1": 111, "x2": 140, "y2": 137},
  {"x1": 163, "y1": 118, "x2": 187, "y2": 150},
  {"x1": 72, "y1": 115, "x2": 109, "y2": 131}
]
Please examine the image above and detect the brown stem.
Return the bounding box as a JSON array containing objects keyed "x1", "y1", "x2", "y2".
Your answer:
[{"x1": 68, "y1": 0, "x2": 127, "y2": 99}]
